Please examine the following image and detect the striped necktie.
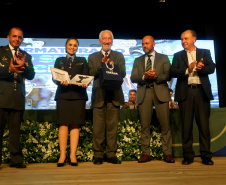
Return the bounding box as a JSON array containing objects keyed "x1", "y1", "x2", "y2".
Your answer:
[
  {"x1": 146, "y1": 55, "x2": 152, "y2": 71},
  {"x1": 145, "y1": 55, "x2": 154, "y2": 87}
]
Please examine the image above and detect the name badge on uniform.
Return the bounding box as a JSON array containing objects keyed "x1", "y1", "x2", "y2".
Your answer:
[
  {"x1": 75, "y1": 63, "x2": 84, "y2": 65},
  {"x1": 2, "y1": 56, "x2": 8, "y2": 61},
  {"x1": 59, "y1": 62, "x2": 64, "y2": 70}
]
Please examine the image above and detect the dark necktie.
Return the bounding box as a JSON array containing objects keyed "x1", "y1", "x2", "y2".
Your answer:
[
  {"x1": 68, "y1": 57, "x2": 73, "y2": 67},
  {"x1": 145, "y1": 55, "x2": 154, "y2": 87},
  {"x1": 146, "y1": 55, "x2": 152, "y2": 71},
  {"x1": 14, "y1": 48, "x2": 18, "y2": 57},
  {"x1": 13, "y1": 48, "x2": 18, "y2": 65},
  {"x1": 13, "y1": 48, "x2": 18, "y2": 90}
]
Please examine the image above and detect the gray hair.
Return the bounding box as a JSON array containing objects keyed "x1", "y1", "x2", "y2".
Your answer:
[{"x1": 99, "y1": 30, "x2": 114, "y2": 41}]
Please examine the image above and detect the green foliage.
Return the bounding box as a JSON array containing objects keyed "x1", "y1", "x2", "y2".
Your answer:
[{"x1": 2, "y1": 119, "x2": 163, "y2": 163}]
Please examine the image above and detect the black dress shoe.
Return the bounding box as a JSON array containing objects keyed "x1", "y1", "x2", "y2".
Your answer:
[
  {"x1": 70, "y1": 162, "x2": 78, "y2": 166},
  {"x1": 202, "y1": 158, "x2": 214, "y2": 165},
  {"x1": 94, "y1": 158, "x2": 103, "y2": 165},
  {"x1": 10, "y1": 163, "x2": 27, "y2": 168},
  {"x1": 107, "y1": 156, "x2": 121, "y2": 164},
  {"x1": 69, "y1": 160, "x2": 78, "y2": 166},
  {"x1": 57, "y1": 162, "x2": 65, "y2": 167},
  {"x1": 182, "y1": 158, "x2": 193, "y2": 165}
]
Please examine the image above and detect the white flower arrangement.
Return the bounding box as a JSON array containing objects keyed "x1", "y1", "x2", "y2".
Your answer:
[{"x1": 2, "y1": 119, "x2": 163, "y2": 163}]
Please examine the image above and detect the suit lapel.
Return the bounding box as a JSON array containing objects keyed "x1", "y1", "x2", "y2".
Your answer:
[
  {"x1": 98, "y1": 51, "x2": 104, "y2": 62},
  {"x1": 181, "y1": 50, "x2": 189, "y2": 68},
  {"x1": 63, "y1": 57, "x2": 68, "y2": 65},
  {"x1": 196, "y1": 48, "x2": 202, "y2": 63},
  {"x1": 154, "y1": 52, "x2": 160, "y2": 69},
  {"x1": 5, "y1": 45, "x2": 13, "y2": 60},
  {"x1": 71, "y1": 57, "x2": 77, "y2": 68},
  {"x1": 108, "y1": 50, "x2": 115, "y2": 63},
  {"x1": 141, "y1": 55, "x2": 146, "y2": 73}
]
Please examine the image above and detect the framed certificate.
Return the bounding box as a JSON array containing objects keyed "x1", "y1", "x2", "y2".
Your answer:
[
  {"x1": 51, "y1": 67, "x2": 94, "y2": 86},
  {"x1": 51, "y1": 67, "x2": 70, "y2": 83},
  {"x1": 70, "y1": 75, "x2": 94, "y2": 86}
]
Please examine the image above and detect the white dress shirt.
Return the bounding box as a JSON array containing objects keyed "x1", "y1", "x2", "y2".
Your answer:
[
  {"x1": 101, "y1": 49, "x2": 111, "y2": 57},
  {"x1": 185, "y1": 48, "x2": 201, "y2": 85},
  {"x1": 9, "y1": 43, "x2": 18, "y2": 61},
  {"x1": 142, "y1": 51, "x2": 155, "y2": 81}
]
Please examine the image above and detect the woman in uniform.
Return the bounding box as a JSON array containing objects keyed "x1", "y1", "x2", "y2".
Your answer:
[{"x1": 53, "y1": 37, "x2": 89, "y2": 167}]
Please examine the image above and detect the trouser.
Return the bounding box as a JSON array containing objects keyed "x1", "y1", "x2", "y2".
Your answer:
[
  {"x1": 139, "y1": 88, "x2": 172, "y2": 156},
  {"x1": 178, "y1": 86, "x2": 212, "y2": 159},
  {"x1": 0, "y1": 108, "x2": 24, "y2": 165},
  {"x1": 93, "y1": 103, "x2": 119, "y2": 159}
]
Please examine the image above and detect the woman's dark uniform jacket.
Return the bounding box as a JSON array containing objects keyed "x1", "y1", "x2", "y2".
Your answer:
[{"x1": 53, "y1": 56, "x2": 89, "y2": 101}]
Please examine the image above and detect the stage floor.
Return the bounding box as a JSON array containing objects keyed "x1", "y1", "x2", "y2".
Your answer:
[{"x1": 0, "y1": 157, "x2": 226, "y2": 185}]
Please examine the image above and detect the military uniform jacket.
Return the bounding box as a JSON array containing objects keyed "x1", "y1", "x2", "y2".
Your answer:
[
  {"x1": 0, "y1": 45, "x2": 35, "y2": 110},
  {"x1": 54, "y1": 56, "x2": 89, "y2": 101}
]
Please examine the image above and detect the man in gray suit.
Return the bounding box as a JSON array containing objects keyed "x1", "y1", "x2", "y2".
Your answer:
[
  {"x1": 88, "y1": 30, "x2": 126, "y2": 165},
  {"x1": 131, "y1": 35, "x2": 174, "y2": 163}
]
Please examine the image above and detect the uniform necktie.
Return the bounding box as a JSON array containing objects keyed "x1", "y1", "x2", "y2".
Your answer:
[
  {"x1": 13, "y1": 48, "x2": 18, "y2": 65},
  {"x1": 13, "y1": 48, "x2": 18, "y2": 90},
  {"x1": 14, "y1": 48, "x2": 18, "y2": 57},
  {"x1": 68, "y1": 57, "x2": 73, "y2": 67}
]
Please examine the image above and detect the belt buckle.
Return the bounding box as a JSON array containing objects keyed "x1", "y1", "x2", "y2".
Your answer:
[
  {"x1": 149, "y1": 84, "x2": 154, "y2": 88},
  {"x1": 191, "y1": 84, "x2": 198, "y2": 88}
]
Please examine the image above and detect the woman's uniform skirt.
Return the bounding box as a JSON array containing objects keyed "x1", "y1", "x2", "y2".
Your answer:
[{"x1": 56, "y1": 99, "x2": 86, "y2": 125}]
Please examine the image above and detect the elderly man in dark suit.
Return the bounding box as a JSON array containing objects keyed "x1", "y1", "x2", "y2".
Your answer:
[
  {"x1": 0, "y1": 27, "x2": 35, "y2": 168},
  {"x1": 88, "y1": 30, "x2": 126, "y2": 165},
  {"x1": 170, "y1": 30, "x2": 215, "y2": 165},
  {"x1": 131, "y1": 35, "x2": 174, "y2": 163}
]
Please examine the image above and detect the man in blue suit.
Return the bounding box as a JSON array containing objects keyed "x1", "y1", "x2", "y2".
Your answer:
[{"x1": 170, "y1": 30, "x2": 215, "y2": 165}]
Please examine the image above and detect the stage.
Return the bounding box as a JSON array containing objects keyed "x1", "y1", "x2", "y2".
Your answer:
[
  {"x1": 0, "y1": 157, "x2": 226, "y2": 185},
  {"x1": 23, "y1": 108, "x2": 226, "y2": 157}
]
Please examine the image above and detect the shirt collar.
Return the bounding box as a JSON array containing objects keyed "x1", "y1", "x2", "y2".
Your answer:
[
  {"x1": 8, "y1": 43, "x2": 19, "y2": 51},
  {"x1": 185, "y1": 46, "x2": 197, "y2": 53},
  {"x1": 67, "y1": 54, "x2": 75, "y2": 60},
  {"x1": 101, "y1": 49, "x2": 111, "y2": 56},
  {"x1": 145, "y1": 51, "x2": 155, "y2": 57}
]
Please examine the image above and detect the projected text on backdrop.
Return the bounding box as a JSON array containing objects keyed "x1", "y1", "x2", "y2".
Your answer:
[{"x1": 0, "y1": 38, "x2": 219, "y2": 109}]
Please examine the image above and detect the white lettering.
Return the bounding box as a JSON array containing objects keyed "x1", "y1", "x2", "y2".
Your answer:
[{"x1": 106, "y1": 71, "x2": 118, "y2": 75}]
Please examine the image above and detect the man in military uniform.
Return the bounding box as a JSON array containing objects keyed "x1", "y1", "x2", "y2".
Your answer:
[{"x1": 0, "y1": 27, "x2": 35, "y2": 168}]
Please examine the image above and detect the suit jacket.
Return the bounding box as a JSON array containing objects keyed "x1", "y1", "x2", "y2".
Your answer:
[
  {"x1": 0, "y1": 45, "x2": 35, "y2": 110},
  {"x1": 170, "y1": 48, "x2": 215, "y2": 101},
  {"x1": 88, "y1": 50, "x2": 126, "y2": 108},
  {"x1": 131, "y1": 52, "x2": 171, "y2": 104},
  {"x1": 54, "y1": 56, "x2": 89, "y2": 101}
]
